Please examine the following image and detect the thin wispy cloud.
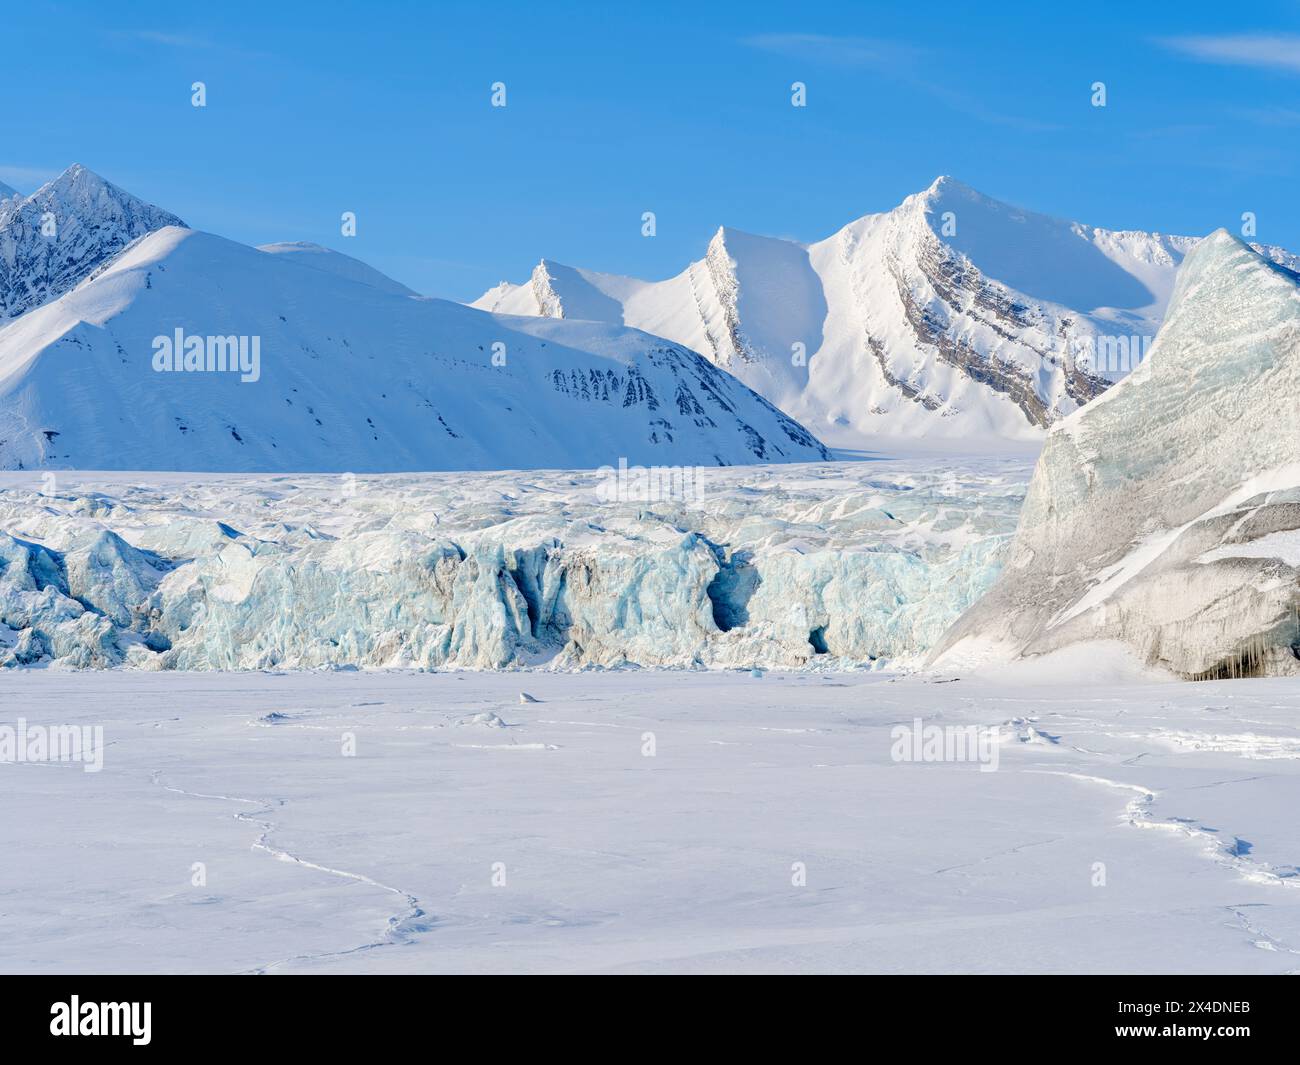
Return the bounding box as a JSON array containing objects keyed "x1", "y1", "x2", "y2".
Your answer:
[
  {"x1": 741, "y1": 33, "x2": 921, "y2": 67},
  {"x1": 920, "y1": 81, "x2": 1064, "y2": 133},
  {"x1": 741, "y1": 33, "x2": 1057, "y2": 132},
  {"x1": 107, "y1": 29, "x2": 212, "y2": 49},
  {"x1": 1159, "y1": 33, "x2": 1300, "y2": 73},
  {"x1": 106, "y1": 28, "x2": 272, "y2": 60},
  {"x1": 1125, "y1": 122, "x2": 1215, "y2": 142},
  {"x1": 1228, "y1": 105, "x2": 1300, "y2": 126},
  {"x1": 127, "y1": 30, "x2": 212, "y2": 48}
]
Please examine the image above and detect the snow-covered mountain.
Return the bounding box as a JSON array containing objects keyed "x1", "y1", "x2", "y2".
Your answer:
[
  {"x1": 0, "y1": 164, "x2": 186, "y2": 321},
  {"x1": 932, "y1": 231, "x2": 1300, "y2": 679},
  {"x1": 474, "y1": 178, "x2": 1300, "y2": 444},
  {"x1": 0, "y1": 180, "x2": 18, "y2": 200},
  {"x1": 0, "y1": 225, "x2": 828, "y2": 472}
]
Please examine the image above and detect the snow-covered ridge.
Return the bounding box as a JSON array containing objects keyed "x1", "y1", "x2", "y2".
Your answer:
[
  {"x1": 932, "y1": 231, "x2": 1300, "y2": 679},
  {"x1": 0, "y1": 458, "x2": 1027, "y2": 670},
  {"x1": 0, "y1": 225, "x2": 830, "y2": 472},
  {"x1": 0, "y1": 164, "x2": 186, "y2": 320},
  {"x1": 474, "y1": 177, "x2": 1300, "y2": 444},
  {"x1": 256, "y1": 241, "x2": 420, "y2": 297}
]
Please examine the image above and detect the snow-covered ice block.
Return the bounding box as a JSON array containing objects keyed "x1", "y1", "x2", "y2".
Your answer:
[{"x1": 934, "y1": 232, "x2": 1300, "y2": 678}]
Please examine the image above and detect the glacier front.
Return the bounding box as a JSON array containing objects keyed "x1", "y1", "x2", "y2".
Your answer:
[{"x1": 0, "y1": 457, "x2": 1028, "y2": 671}]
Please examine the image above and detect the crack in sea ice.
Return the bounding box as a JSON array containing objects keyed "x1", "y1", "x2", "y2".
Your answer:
[
  {"x1": 150, "y1": 771, "x2": 431, "y2": 972},
  {"x1": 1027, "y1": 769, "x2": 1300, "y2": 891},
  {"x1": 1229, "y1": 905, "x2": 1300, "y2": 959}
]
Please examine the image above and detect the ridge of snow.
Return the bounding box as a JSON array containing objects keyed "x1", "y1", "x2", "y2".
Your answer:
[{"x1": 256, "y1": 241, "x2": 419, "y2": 297}]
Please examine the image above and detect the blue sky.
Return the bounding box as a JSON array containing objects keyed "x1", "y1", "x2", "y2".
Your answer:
[{"x1": 5, "y1": 0, "x2": 1300, "y2": 300}]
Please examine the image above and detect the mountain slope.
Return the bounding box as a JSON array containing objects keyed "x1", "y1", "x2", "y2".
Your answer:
[
  {"x1": 930, "y1": 231, "x2": 1300, "y2": 678},
  {"x1": 0, "y1": 164, "x2": 186, "y2": 321},
  {"x1": 0, "y1": 226, "x2": 829, "y2": 472},
  {"x1": 474, "y1": 178, "x2": 1300, "y2": 444},
  {"x1": 256, "y1": 241, "x2": 419, "y2": 297}
]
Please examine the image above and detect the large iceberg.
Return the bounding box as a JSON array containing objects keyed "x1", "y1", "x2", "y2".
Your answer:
[{"x1": 932, "y1": 231, "x2": 1300, "y2": 678}]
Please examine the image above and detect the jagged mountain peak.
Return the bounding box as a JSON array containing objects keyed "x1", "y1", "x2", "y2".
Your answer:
[
  {"x1": 43, "y1": 161, "x2": 103, "y2": 190},
  {"x1": 894, "y1": 174, "x2": 993, "y2": 223},
  {"x1": 516, "y1": 258, "x2": 627, "y2": 322},
  {"x1": 0, "y1": 164, "x2": 186, "y2": 320},
  {"x1": 24, "y1": 163, "x2": 168, "y2": 216},
  {"x1": 708, "y1": 224, "x2": 805, "y2": 257},
  {"x1": 711, "y1": 223, "x2": 763, "y2": 243},
  {"x1": 917, "y1": 173, "x2": 976, "y2": 200}
]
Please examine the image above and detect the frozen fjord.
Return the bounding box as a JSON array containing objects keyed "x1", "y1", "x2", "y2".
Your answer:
[{"x1": 3, "y1": 666, "x2": 1300, "y2": 974}]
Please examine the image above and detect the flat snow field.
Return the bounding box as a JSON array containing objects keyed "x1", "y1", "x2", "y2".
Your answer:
[{"x1": 3, "y1": 667, "x2": 1299, "y2": 974}]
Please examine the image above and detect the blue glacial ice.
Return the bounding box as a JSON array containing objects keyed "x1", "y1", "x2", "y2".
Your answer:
[{"x1": 0, "y1": 460, "x2": 1029, "y2": 671}]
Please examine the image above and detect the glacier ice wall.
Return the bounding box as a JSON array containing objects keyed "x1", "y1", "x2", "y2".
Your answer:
[{"x1": 0, "y1": 460, "x2": 1027, "y2": 671}]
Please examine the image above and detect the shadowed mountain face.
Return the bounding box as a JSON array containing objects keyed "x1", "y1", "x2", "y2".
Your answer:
[
  {"x1": 0, "y1": 164, "x2": 186, "y2": 320},
  {"x1": 929, "y1": 179, "x2": 1158, "y2": 312},
  {"x1": 475, "y1": 178, "x2": 1300, "y2": 443}
]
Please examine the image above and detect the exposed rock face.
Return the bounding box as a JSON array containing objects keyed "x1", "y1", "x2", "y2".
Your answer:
[
  {"x1": 0, "y1": 164, "x2": 185, "y2": 320},
  {"x1": 931, "y1": 231, "x2": 1300, "y2": 679}
]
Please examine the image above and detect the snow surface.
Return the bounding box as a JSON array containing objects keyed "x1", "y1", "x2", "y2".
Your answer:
[
  {"x1": 4, "y1": 667, "x2": 1300, "y2": 974},
  {"x1": 0, "y1": 226, "x2": 829, "y2": 472},
  {"x1": 0, "y1": 455, "x2": 1029, "y2": 670},
  {"x1": 474, "y1": 177, "x2": 1300, "y2": 444},
  {"x1": 933, "y1": 232, "x2": 1300, "y2": 679},
  {"x1": 1199, "y1": 530, "x2": 1300, "y2": 568}
]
